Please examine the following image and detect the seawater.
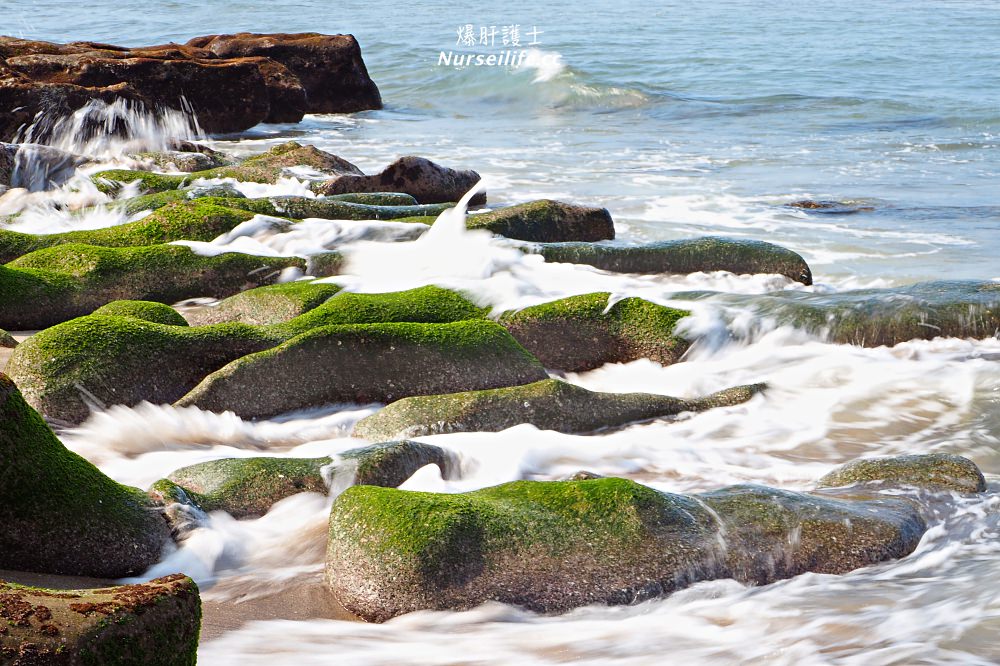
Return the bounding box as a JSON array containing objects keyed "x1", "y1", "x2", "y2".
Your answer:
[{"x1": 4, "y1": 0, "x2": 1000, "y2": 663}]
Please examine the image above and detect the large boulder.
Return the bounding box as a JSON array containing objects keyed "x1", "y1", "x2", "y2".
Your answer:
[
  {"x1": 498, "y1": 293, "x2": 690, "y2": 371},
  {"x1": 467, "y1": 200, "x2": 614, "y2": 243},
  {"x1": 175, "y1": 320, "x2": 549, "y2": 419},
  {"x1": 152, "y1": 440, "x2": 456, "y2": 519},
  {"x1": 186, "y1": 32, "x2": 383, "y2": 115},
  {"x1": 314, "y1": 156, "x2": 485, "y2": 205},
  {"x1": 817, "y1": 453, "x2": 986, "y2": 493},
  {"x1": 0, "y1": 242, "x2": 304, "y2": 329},
  {"x1": 352, "y1": 378, "x2": 765, "y2": 440},
  {"x1": 0, "y1": 574, "x2": 200, "y2": 665},
  {"x1": 532, "y1": 237, "x2": 813, "y2": 285},
  {"x1": 325, "y1": 475, "x2": 929, "y2": 621},
  {"x1": 0, "y1": 374, "x2": 171, "y2": 577},
  {"x1": 0, "y1": 34, "x2": 381, "y2": 140}
]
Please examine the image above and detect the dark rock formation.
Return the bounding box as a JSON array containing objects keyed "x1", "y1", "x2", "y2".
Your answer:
[{"x1": 314, "y1": 156, "x2": 485, "y2": 205}]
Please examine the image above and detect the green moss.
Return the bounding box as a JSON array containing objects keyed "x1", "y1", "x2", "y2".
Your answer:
[
  {"x1": 533, "y1": 236, "x2": 814, "y2": 285},
  {"x1": 498, "y1": 292, "x2": 690, "y2": 371},
  {"x1": 0, "y1": 242, "x2": 304, "y2": 329},
  {"x1": 92, "y1": 300, "x2": 188, "y2": 326},
  {"x1": 332, "y1": 477, "x2": 704, "y2": 572},
  {"x1": 92, "y1": 170, "x2": 191, "y2": 195},
  {"x1": 0, "y1": 374, "x2": 170, "y2": 576},
  {"x1": 0, "y1": 200, "x2": 257, "y2": 263},
  {"x1": 276, "y1": 285, "x2": 487, "y2": 337},
  {"x1": 353, "y1": 378, "x2": 766, "y2": 440}
]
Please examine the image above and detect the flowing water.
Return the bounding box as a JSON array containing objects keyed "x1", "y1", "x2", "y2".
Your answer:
[{"x1": 4, "y1": 0, "x2": 1000, "y2": 663}]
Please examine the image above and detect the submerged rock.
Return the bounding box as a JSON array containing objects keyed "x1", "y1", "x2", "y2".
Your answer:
[
  {"x1": 91, "y1": 300, "x2": 190, "y2": 326},
  {"x1": 186, "y1": 281, "x2": 342, "y2": 326},
  {"x1": 314, "y1": 155, "x2": 485, "y2": 205},
  {"x1": 532, "y1": 236, "x2": 813, "y2": 285},
  {"x1": 817, "y1": 453, "x2": 986, "y2": 493},
  {"x1": 176, "y1": 320, "x2": 548, "y2": 419},
  {"x1": 0, "y1": 574, "x2": 200, "y2": 665},
  {"x1": 750, "y1": 280, "x2": 1000, "y2": 346},
  {"x1": 7, "y1": 286, "x2": 487, "y2": 424},
  {"x1": 352, "y1": 378, "x2": 765, "y2": 440},
  {"x1": 325, "y1": 475, "x2": 928, "y2": 621},
  {"x1": 93, "y1": 141, "x2": 364, "y2": 194},
  {"x1": 154, "y1": 441, "x2": 455, "y2": 519},
  {"x1": 0, "y1": 242, "x2": 304, "y2": 329},
  {"x1": 0, "y1": 142, "x2": 84, "y2": 191},
  {"x1": 0, "y1": 374, "x2": 171, "y2": 577},
  {"x1": 467, "y1": 200, "x2": 615, "y2": 243},
  {"x1": 0, "y1": 34, "x2": 381, "y2": 140},
  {"x1": 498, "y1": 293, "x2": 690, "y2": 371}
]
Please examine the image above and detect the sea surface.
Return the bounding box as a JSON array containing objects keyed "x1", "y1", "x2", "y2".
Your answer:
[{"x1": 4, "y1": 1, "x2": 1000, "y2": 663}]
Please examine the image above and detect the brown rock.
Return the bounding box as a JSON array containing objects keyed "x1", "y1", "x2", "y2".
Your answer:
[
  {"x1": 315, "y1": 155, "x2": 486, "y2": 205},
  {"x1": 0, "y1": 33, "x2": 382, "y2": 141}
]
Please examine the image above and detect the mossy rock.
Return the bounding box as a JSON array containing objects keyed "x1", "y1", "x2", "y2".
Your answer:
[
  {"x1": 93, "y1": 142, "x2": 363, "y2": 194},
  {"x1": 817, "y1": 453, "x2": 986, "y2": 493},
  {"x1": 498, "y1": 293, "x2": 690, "y2": 371},
  {"x1": 7, "y1": 316, "x2": 282, "y2": 425},
  {"x1": 0, "y1": 328, "x2": 16, "y2": 348},
  {"x1": 131, "y1": 147, "x2": 233, "y2": 172},
  {"x1": 176, "y1": 320, "x2": 549, "y2": 419},
  {"x1": 195, "y1": 195, "x2": 452, "y2": 222},
  {"x1": 353, "y1": 378, "x2": 765, "y2": 440},
  {"x1": 0, "y1": 574, "x2": 200, "y2": 665},
  {"x1": 466, "y1": 200, "x2": 614, "y2": 242},
  {"x1": 0, "y1": 200, "x2": 256, "y2": 263},
  {"x1": 7, "y1": 286, "x2": 489, "y2": 424},
  {"x1": 325, "y1": 476, "x2": 926, "y2": 621},
  {"x1": 746, "y1": 280, "x2": 1000, "y2": 346},
  {"x1": 92, "y1": 300, "x2": 189, "y2": 326},
  {"x1": 0, "y1": 374, "x2": 171, "y2": 577},
  {"x1": 0, "y1": 242, "x2": 305, "y2": 329},
  {"x1": 532, "y1": 236, "x2": 814, "y2": 285},
  {"x1": 186, "y1": 281, "x2": 342, "y2": 326},
  {"x1": 155, "y1": 441, "x2": 455, "y2": 519}
]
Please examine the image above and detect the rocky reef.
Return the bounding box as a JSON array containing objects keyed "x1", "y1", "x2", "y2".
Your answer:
[{"x1": 0, "y1": 33, "x2": 381, "y2": 140}]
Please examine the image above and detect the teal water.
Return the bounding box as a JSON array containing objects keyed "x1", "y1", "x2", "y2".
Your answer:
[{"x1": 10, "y1": 0, "x2": 1000, "y2": 284}]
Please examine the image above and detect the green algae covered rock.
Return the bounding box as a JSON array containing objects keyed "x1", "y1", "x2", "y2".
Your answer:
[
  {"x1": 467, "y1": 200, "x2": 615, "y2": 242},
  {"x1": 176, "y1": 320, "x2": 549, "y2": 419},
  {"x1": 92, "y1": 300, "x2": 189, "y2": 326},
  {"x1": 754, "y1": 280, "x2": 1000, "y2": 346},
  {"x1": 325, "y1": 476, "x2": 926, "y2": 621},
  {"x1": 186, "y1": 281, "x2": 342, "y2": 326},
  {"x1": 532, "y1": 236, "x2": 814, "y2": 285},
  {"x1": 7, "y1": 286, "x2": 489, "y2": 424},
  {"x1": 817, "y1": 453, "x2": 986, "y2": 493},
  {"x1": 0, "y1": 242, "x2": 304, "y2": 329},
  {"x1": 0, "y1": 574, "x2": 200, "y2": 665},
  {"x1": 154, "y1": 441, "x2": 455, "y2": 519},
  {"x1": 0, "y1": 200, "x2": 256, "y2": 263},
  {"x1": 352, "y1": 378, "x2": 765, "y2": 440},
  {"x1": 6, "y1": 316, "x2": 282, "y2": 425},
  {"x1": 93, "y1": 141, "x2": 363, "y2": 195},
  {"x1": 0, "y1": 374, "x2": 171, "y2": 577},
  {"x1": 498, "y1": 293, "x2": 690, "y2": 371}
]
